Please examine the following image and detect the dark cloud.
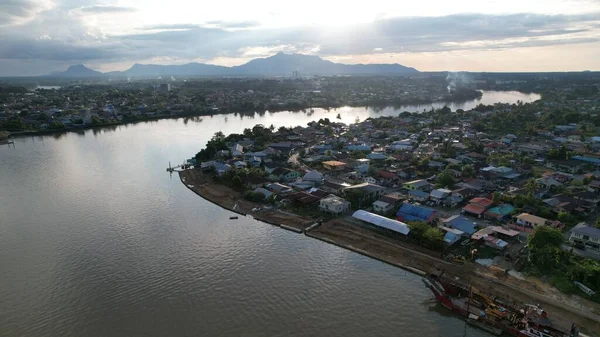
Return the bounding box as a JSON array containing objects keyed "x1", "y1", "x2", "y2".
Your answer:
[
  {"x1": 78, "y1": 5, "x2": 137, "y2": 14},
  {"x1": 0, "y1": 39, "x2": 117, "y2": 61},
  {"x1": 1, "y1": 10, "x2": 599, "y2": 75},
  {"x1": 0, "y1": 0, "x2": 45, "y2": 25},
  {"x1": 110, "y1": 12, "x2": 600, "y2": 60}
]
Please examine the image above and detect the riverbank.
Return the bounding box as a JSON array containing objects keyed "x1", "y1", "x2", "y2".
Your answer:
[
  {"x1": 179, "y1": 169, "x2": 313, "y2": 231},
  {"x1": 4, "y1": 91, "x2": 487, "y2": 138},
  {"x1": 180, "y1": 169, "x2": 600, "y2": 336}
]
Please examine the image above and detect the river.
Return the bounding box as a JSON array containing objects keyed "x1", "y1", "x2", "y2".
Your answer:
[{"x1": 0, "y1": 91, "x2": 537, "y2": 337}]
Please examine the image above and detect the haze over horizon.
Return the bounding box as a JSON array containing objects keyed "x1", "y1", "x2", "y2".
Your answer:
[{"x1": 1, "y1": 0, "x2": 600, "y2": 76}]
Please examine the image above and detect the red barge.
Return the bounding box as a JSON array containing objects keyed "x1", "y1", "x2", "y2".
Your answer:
[{"x1": 422, "y1": 273, "x2": 584, "y2": 337}]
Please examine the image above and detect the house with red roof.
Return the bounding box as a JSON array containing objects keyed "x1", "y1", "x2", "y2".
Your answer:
[{"x1": 462, "y1": 197, "x2": 493, "y2": 218}]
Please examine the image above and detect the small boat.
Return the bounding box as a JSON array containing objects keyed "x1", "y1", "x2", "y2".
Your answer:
[
  {"x1": 466, "y1": 314, "x2": 502, "y2": 336},
  {"x1": 229, "y1": 216, "x2": 238, "y2": 220}
]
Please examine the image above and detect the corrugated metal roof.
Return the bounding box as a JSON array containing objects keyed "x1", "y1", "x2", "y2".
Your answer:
[{"x1": 352, "y1": 210, "x2": 410, "y2": 235}]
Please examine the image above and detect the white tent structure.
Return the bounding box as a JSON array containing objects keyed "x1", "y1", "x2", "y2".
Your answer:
[{"x1": 352, "y1": 210, "x2": 410, "y2": 235}]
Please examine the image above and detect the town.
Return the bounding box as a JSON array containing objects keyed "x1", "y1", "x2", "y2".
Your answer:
[
  {"x1": 180, "y1": 78, "x2": 600, "y2": 332},
  {"x1": 0, "y1": 76, "x2": 482, "y2": 133}
]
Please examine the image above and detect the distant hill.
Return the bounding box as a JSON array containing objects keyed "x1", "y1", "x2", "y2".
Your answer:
[
  {"x1": 49, "y1": 53, "x2": 419, "y2": 78},
  {"x1": 52, "y1": 64, "x2": 103, "y2": 77},
  {"x1": 232, "y1": 52, "x2": 418, "y2": 76}
]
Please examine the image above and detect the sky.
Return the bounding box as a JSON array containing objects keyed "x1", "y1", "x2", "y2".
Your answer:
[{"x1": 1, "y1": 0, "x2": 600, "y2": 76}]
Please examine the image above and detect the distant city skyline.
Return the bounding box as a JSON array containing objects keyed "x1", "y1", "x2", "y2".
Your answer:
[{"x1": 1, "y1": 0, "x2": 599, "y2": 76}]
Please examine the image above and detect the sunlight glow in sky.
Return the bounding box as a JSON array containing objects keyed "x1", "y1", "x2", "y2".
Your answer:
[{"x1": 1, "y1": 0, "x2": 599, "y2": 75}]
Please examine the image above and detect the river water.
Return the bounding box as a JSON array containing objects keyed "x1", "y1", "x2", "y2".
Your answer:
[{"x1": 0, "y1": 91, "x2": 537, "y2": 337}]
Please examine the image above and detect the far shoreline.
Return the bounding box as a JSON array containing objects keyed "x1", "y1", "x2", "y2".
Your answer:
[{"x1": 5, "y1": 90, "x2": 527, "y2": 139}]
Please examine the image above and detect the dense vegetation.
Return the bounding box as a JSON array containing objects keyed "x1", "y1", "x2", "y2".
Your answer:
[{"x1": 527, "y1": 226, "x2": 600, "y2": 302}]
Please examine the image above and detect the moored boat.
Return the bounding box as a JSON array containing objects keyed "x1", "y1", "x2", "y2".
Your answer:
[{"x1": 422, "y1": 273, "x2": 582, "y2": 337}]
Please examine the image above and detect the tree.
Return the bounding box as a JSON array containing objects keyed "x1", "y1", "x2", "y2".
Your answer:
[
  {"x1": 492, "y1": 192, "x2": 501, "y2": 205},
  {"x1": 336, "y1": 113, "x2": 341, "y2": 119},
  {"x1": 462, "y1": 164, "x2": 475, "y2": 178},
  {"x1": 528, "y1": 226, "x2": 564, "y2": 250},
  {"x1": 350, "y1": 150, "x2": 366, "y2": 159},
  {"x1": 423, "y1": 227, "x2": 444, "y2": 250},
  {"x1": 232, "y1": 175, "x2": 243, "y2": 190},
  {"x1": 525, "y1": 178, "x2": 540, "y2": 197},
  {"x1": 407, "y1": 221, "x2": 430, "y2": 244},
  {"x1": 436, "y1": 170, "x2": 455, "y2": 188}
]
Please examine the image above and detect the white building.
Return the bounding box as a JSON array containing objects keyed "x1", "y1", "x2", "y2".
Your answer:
[{"x1": 319, "y1": 194, "x2": 351, "y2": 215}]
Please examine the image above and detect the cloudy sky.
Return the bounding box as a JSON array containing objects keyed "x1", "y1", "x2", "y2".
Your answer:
[{"x1": 1, "y1": 0, "x2": 600, "y2": 76}]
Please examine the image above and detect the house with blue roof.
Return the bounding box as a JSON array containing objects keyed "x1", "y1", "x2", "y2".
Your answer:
[
  {"x1": 396, "y1": 203, "x2": 436, "y2": 223},
  {"x1": 408, "y1": 189, "x2": 429, "y2": 202},
  {"x1": 484, "y1": 204, "x2": 515, "y2": 221},
  {"x1": 442, "y1": 215, "x2": 477, "y2": 235},
  {"x1": 442, "y1": 227, "x2": 464, "y2": 245},
  {"x1": 347, "y1": 144, "x2": 372, "y2": 152}
]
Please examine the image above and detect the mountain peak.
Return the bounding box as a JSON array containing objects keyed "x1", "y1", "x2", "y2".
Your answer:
[{"x1": 49, "y1": 53, "x2": 418, "y2": 77}]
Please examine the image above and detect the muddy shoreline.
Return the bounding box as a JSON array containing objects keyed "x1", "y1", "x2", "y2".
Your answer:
[{"x1": 179, "y1": 169, "x2": 600, "y2": 335}]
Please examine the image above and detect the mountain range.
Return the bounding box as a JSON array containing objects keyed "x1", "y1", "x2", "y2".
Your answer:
[{"x1": 51, "y1": 52, "x2": 418, "y2": 78}]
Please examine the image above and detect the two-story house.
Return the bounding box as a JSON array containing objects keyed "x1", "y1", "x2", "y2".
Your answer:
[
  {"x1": 570, "y1": 224, "x2": 600, "y2": 252},
  {"x1": 319, "y1": 194, "x2": 351, "y2": 215}
]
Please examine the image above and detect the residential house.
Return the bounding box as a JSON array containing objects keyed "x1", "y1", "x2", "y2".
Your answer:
[
  {"x1": 363, "y1": 177, "x2": 378, "y2": 184},
  {"x1": 319, "y1": 194, "x2": 351, "y2": 215},
  {"x1": 322, "y1": 160, "x2": 347, "y2": 171},
  {"x1": 471, "y1": 226, "x2": 514, "y2": 250},
  {"x1": 408, "y1": 189, "x2": 429, "y2": 202},
  {"x1": 459, "y1": 179, "x2": 486, "y2": 192},
  {"x1": 390, "y1": 139, "x2": 414, "y2": 151},
  {"x1": 252, "y1": 187, "x2": 273, "y2": 199},
  {"x1": 372, "y1": 194, "x2": 403, "y2": 214},
  {"x1": 452, "y1": 187, "x2": 476, "y2": 204},
  {"x1": 312, "y1": 144, "x2": 333, "y2": 154},
  {"x1": 514, "y1": 213, "x2": 548, "y2": 231},
  {"x1": 347, "y1": 144, "x2": 372, "y2": 152},
  {"x1": 428, "y1": 160, "x2": 446, "y2": 170},
  {"x1": 484, "y1": 204, "x2": 516, "y2": 221},
  {"x1": 517, "y1": 144, "x2": 548, "y2": 156},
  {"x1": 442, "y1": 227, "x2": 465, "y2": 245},
  {"x1": 573, "y1": 191, "x2": 600, "y2": 205},
  {"x1": 268, "y1": 142, "x2": 293, "y2": 154},
  {"x1": 271, "y1": 167, "x2": 300, "y2": 182},
  {"x1": 321, "y1": 181, "x2": 351, "y2": 195},
  {"x1": 264, "y1": 147, "x2": 282, "y2": 157},
  {"x1": 588, "y1": 180, "x2": 600, "y2": 194},
  {"x1": 396, "y1": 203, "x2": 436, "y2": 223},
  {"x1": 397, "y1": 168, "x2": 416, "y2": 180},
  {"x1": 233, "y1": 161, "x2": 247, "y2": 169},
  {"x1": 546, "y1": 160, "x2": 582, "y2": 174},
  {"x1": 430, "y1": 188, "x2": 452, "y2": 205},
  {"x1": 377, "y1": 170, "x2": 400, "y2": 186},
  {"x1": 342, "y1": 183, "x2": 386, "y2": 200},
  {"x1": 403, "y1": 179, "x2": 433, "y2": 192},
  {"x1": 569, "y1": 224, "x2": 600, "y2": 252},
  {"x1": 231, "y1": 143, "x2": 244, "y2": 156},
  {"x1": 288, "y1": 191, "x2": 322, "y2": 206},
  {"x1": 442, "y1": 215, "x2": 477, "y2": 235},
  {"x1": 462, "y1": 197, "x2": 493, "y2": 218},
  {"x1": 266, "y1": 183, "x2": 293, "y2": 195},
  {"x1": 303, "y1": 170, "x2": 324, "y2": 184},
  {"x1": 355, "y1": 158, "x2": 370, "y2": 174},
  {"x1": 536, "y1": 176, "x2": 563, "y2": 190},
  {"x1": 366, "y1": 152, "x2": 387, "y2": 160}
]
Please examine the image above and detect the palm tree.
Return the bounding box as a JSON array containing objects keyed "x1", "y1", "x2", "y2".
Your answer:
[{"x1": 525, "y1": 178, "x2": 540, "y2": 197}]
